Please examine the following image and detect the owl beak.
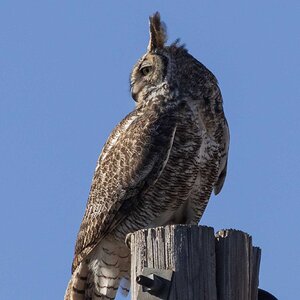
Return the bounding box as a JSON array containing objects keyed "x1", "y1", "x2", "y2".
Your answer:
[
  {"x1": 131, "y1": 86, "x2": 138, "y2": 102},
  {"x1": 131, "y1": 91, "x2": 138, "y2": 102}
]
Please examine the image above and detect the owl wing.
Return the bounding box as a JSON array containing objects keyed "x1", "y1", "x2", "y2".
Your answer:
[
  {"x1": 72, "y1": 106, "x2": 178, "y2": 272},
  {"x1": 213, "y1": 117, "x2": 230, "y2": 195}
]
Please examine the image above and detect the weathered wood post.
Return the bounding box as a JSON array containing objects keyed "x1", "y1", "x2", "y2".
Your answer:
[{"x1": 129, "y1": 225, "x2": 261, "y2": 300}]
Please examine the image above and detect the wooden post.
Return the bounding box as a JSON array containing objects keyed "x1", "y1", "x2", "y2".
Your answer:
[
  {"x1": 129, "y1": 225, "x2": 261, "y2": 300},
  {"x1": 215, "y1": 229, "x2": 261, "y2": 300}
]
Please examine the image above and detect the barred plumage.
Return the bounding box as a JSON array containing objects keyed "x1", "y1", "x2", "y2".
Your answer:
[{"x1": 65, "y1": 12, "x2": 229, "y2": 300}]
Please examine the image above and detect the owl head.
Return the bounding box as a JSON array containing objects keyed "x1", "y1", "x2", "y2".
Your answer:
[{"x1": 130, "y1": 12, "x2": 217, "y2": 104}]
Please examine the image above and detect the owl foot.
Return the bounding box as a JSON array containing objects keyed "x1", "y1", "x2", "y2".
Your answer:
[{"x1": 125, "y1": 233, "x2": 132, "y2": 249}]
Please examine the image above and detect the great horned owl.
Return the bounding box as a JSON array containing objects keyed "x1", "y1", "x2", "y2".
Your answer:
[{"x1": 65, "y1": 12, "x2": 229, "y2": 300}]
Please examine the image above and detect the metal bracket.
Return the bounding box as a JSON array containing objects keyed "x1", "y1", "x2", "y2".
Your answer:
[{"x1": 136, "y1": 267, "x2": 173, "y2": 300}]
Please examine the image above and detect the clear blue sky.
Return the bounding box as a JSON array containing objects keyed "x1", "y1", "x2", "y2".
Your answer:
[{"x1": 1, "y1": 1, "x2": 299, "y2": 299}]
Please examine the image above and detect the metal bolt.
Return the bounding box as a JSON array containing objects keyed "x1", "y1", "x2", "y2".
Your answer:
[{"x1": 136, "y1": 274, "x2": 164, "y2": 293}]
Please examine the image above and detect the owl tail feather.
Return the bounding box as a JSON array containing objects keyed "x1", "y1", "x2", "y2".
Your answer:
[
  {"x1": 65, "y1": 238, "x2": 131, "y2": 300},
  {"x1": 64, "y1": 264, "x2": 121, "y2": 300},
  {"x1": 86, "y1": 237, "x2": 131, "y2": 299},
  {"x1": 64, "y1": 262, "x2": 89, "y2": 300}
]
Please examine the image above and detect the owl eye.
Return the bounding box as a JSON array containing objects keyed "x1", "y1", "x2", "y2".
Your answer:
[{"x1": 140, "y1": 66, "x2": 152, "y2": 76}]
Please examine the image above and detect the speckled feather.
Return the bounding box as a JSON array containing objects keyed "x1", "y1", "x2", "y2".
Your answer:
[{"x1": 65, "y1": 12, "x2": 229, "y2": 300}]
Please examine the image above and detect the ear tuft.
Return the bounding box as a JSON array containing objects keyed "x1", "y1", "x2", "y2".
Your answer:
[{"x1": 147, "y1": 12, "x2": 168, "y2": 52}]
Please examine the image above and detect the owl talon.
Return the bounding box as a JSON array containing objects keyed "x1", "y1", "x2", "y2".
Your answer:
[{"x1": 125, "y1": 233, "x2": 132, "y2": 249}]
